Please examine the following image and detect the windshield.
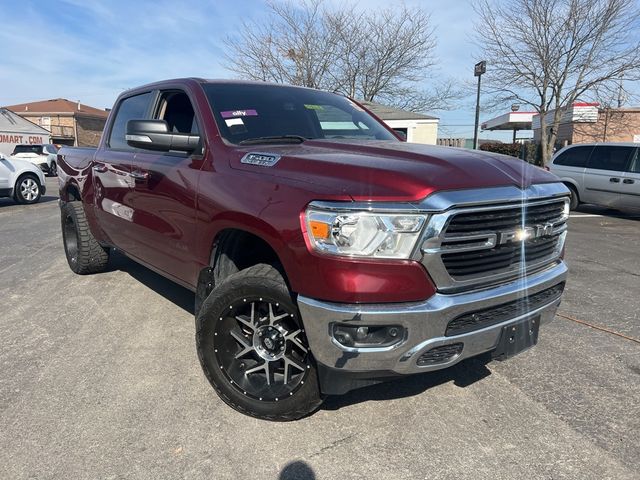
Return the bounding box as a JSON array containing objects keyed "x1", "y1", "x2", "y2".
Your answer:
[
  {"x1": 202, "y1": 83, "x2": 398, "y2": 145},
  {"x1": 12, "y1": 145, "x2": 44, "y2": 155}
]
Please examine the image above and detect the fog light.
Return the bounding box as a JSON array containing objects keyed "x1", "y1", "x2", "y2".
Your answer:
[{"x1": 332, "y1": 324, "x2": 405, "y2": 348}]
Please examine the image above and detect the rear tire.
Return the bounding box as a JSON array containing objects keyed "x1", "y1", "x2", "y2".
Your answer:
[
  {"x1": 61, "y1": 202, "x2": 110, "y2": 274},
  {"x1": 567, "y1": 184, "x2": 579, "y2": 210},
  {"x1": 49, "y1": 161, "x2": 57, "y2": 177},
  {"x1": 196, "y1": 264, "x2": 323, "y2": 421},
  {"x1": 14, "y1": 174, "x2": 42, "y2": 204}
]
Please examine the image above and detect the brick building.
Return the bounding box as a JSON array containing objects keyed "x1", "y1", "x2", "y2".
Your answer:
[
  {"x1": 3, "y1": 98, "x2": 110, "y2": 147},
  {"x1": 532, "y1": 102, "x2": 640, "y2": 147}
]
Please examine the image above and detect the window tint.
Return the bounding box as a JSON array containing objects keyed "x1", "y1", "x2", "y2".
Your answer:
[
  {"x1": 12, "y1": 145, "x2": 44, "y2": 155},
  {"x1": 109, "y1": 92, "x2": 153, "y2": 150},
  {"x1": 627, "y1": 148, "x2": 640, "y2": 173},
  {"x1": 553, "y1": 146, "x2": 591, "y2": 167},
  {"x1": 587, "y1": 146, "x2": 632, "y2": 172}
]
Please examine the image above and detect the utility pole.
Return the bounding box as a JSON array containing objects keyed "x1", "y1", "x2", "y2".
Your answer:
[{"x1": 473, "y1": 60, "x2": 486, "y2": 150}]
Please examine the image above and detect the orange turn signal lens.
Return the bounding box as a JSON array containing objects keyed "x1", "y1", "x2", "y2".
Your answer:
[{"x1": 309, "y1": 220, "x2": 330, "y2": 239}]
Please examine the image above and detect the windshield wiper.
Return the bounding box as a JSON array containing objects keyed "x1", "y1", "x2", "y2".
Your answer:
[{"x1": 238, "y1": 135, "x2": 307, "y2": 145}]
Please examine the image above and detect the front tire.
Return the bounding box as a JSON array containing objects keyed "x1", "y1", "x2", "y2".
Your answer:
[
  {"x1": 567, "y1": 184, "x2": 579, "y2": 210},
  {"x1": 61, "y1": 202, "x2": 110, "y2": 274},
  {"x1": 14, "y1": 174, "x2": 42, "y2": 204},
  {"x1": 196, "y1": 264, "x2": 323, "y2": 421},
  {"x1": 48, "y1": 161, "x2": 57, "y2": 177}
]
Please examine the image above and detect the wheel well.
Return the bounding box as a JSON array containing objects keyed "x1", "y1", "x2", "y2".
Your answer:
[
  {"x1": 14, "y1": 172, "x2": 40, "y2": 188},
  {"x1": 213, "y1": 229, "x2": 285, "y2": 282},
  {"x1": 64, "y1": 184, "x2": 81, "y2": 202},
  {"x1": 195, "y1": 228, "x2": 290, "y2": 314}
]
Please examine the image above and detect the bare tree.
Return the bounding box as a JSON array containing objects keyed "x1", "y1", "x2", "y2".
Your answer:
[
  {"x1": 224, "y1": 0, "x2": 457, "y2": 112},
  {"x1": 474, "y1": 0, "x2": 640, "y2": 163}
]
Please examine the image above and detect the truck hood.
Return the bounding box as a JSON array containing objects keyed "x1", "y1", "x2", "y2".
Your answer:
[{"x1": 230, "y1": 140, "x2": 559, "y2": 201}]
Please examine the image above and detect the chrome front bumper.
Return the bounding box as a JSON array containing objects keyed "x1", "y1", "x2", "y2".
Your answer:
[{"x1": 297, "y1": 261, "x2": 567, "y2": 375}]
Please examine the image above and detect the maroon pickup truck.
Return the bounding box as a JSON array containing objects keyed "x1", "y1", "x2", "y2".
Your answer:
[{"x1": 58, "y1": 78, "x2": 569, "y2": 420}]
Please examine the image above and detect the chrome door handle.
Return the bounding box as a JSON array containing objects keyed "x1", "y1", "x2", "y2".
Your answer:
[
  {"x1": 129, "y1": 170, "x2": 149, "y2": 181},
  {"x1": 609, "y1": 177, "x2": 620, "y2": 183},
  {"x1": 623, "y1": 178, "x2": 635, "y2": 184},
  {"x1": 92, "y1": 164, "x2": 108, "y2": 173}
]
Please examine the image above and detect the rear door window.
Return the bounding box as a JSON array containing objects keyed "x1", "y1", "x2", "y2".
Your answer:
[
  {"x1": 108, "y1": 92, "x2": 153, "y2": 150},
  {"x1": 626, "y1": 148, "x2": 640, "y2": 173},
  {"x1": 587, "y1": 146, "x2": 633, "y2": 172},
  {"x1": 553, "y1": 146, "x2": 592, "y2": 167}
]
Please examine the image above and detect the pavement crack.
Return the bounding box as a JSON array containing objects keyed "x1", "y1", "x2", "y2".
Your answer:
[
  {"x1": 576, "y1": 257, "x2": 640, "y2": 278},
  {"x1": 557, "y1": 312, "x2": 640, "y2": 345},
  {"x1": 308, "y1": 433, "x2": 357, "y2": 458}
]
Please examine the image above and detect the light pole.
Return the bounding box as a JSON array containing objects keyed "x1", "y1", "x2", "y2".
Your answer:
[{"x1": 473, "y1": 60, "x2": 486, "y2": 150}]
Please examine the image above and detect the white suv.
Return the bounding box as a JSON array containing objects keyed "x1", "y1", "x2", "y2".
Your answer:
[
  {"x1": 11, "y1": 144, "x2": 59, "y2": 176},
  {"x1": 549, "y1": 143, "x2": 640, "y2": 211},
  {"x1": 0, "y1": 153, "x2": 47, "y2": 204}
]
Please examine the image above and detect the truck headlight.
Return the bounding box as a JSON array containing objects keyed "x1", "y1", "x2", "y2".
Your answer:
[{"x1": 304, "y1": 205, "x2": 427, "y2": 259}]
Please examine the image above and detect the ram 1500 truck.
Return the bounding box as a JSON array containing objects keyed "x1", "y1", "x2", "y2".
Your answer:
[{"x1": 58, "y1": 78, "x2": 569, "y2": 420}]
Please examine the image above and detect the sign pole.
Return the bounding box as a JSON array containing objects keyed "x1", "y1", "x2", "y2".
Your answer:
[{"x1": 473, "y1": 61, "x2": 486, "y2": 150}]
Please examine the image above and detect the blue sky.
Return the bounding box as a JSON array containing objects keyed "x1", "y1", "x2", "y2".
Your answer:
[{"x1": 0, "y1": 0, "x2": 511, "y2": 140}]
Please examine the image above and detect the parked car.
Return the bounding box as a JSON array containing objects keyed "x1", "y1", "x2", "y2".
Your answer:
[
  {"x1": 0, "y1": 152, "x2": 46, "y2": 204},
  {"x1": 58, "y1": 78, "x2": 570, "y2": 420},
  {"x1": 11, "y1": 144, "x2": 59, "y2": 176},
  {"x1": 549, "y1": 143, "x2": 640, "y2": 210}
]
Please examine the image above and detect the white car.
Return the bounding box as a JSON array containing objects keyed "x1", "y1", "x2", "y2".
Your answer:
[
  {"x1": 549, "y1": 143, "x2": 640, "y2": 211},
  {"x1": 11, "y1": 144, "x2": 59, "y2": 176},
  {"x1": 0, "y1": 152, "x2": 47, "y2": 204}
]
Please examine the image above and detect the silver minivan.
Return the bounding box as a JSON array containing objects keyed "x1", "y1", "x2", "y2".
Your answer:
[{"x1": 549, "y1": 143, "x2": 640, "y2": 211}]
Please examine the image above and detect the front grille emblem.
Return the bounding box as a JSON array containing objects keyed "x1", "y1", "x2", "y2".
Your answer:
[{"x1": 497, "y1": 222, "x2": 555, "y2": 245}]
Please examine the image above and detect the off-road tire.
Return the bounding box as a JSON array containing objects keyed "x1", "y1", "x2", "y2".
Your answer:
[
  {"x1": 61, "y1": 202, "x2": 110, "y2": 274},
  {"x1": 196, "y1": 264, "x2": 323, "y2": 421},
  {"x1": 14, "y1": 174, "x2": 42, "y2": 204}
]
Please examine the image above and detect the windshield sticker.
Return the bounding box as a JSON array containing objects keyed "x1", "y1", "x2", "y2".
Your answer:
[
  {"x1": 304, "y1": 104, "x2": 324, "y2": 110},
  {"x1": 225, "y1": 118, "x2": 244, "y2": 127},
  {"x1": 221, "y1": 109, "x2": 258, "y2": 118}
]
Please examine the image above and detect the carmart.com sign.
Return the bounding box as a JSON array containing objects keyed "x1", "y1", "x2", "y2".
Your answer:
[{"x1": 0, "y1": 134, "x2": 46, "y2": 144}]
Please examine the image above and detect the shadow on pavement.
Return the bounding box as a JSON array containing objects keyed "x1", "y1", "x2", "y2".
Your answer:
[
  {"x1": 103, "y1": 251, "x2": 494, "y2": 410},
  {"x1": 0, "y1": 195, "x2": 59, "y2": 208},
  {"x1": 575, "y1": 204, "x2": 640, "y2": 220},
  {"x1": 107, "y1": 250, "x2": 195, "y2": 315},
  {"x1": 322, "y1": 355, "x2": 492, "y2": 411},
  {"x1": 279, "y1": 461, "x2": 316, "y2": 480}
]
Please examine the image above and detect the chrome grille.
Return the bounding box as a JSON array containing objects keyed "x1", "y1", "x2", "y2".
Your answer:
[
  {"x1": 419, "y1": 193, "x2": 570, "y2": 291},
  {"x1": 445, "y1": 201, "x2": 566, "y2": 234},
  {"x1": 442, "y1": 233, "x2": 561, "y2": 277}
]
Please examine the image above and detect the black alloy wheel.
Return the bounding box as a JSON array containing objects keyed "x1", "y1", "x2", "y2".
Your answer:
[
  {"x1": 214, "y1": 297, "x2": 311, "y2": 401},
  {"x1": 196, "y1": 264, "x2": 323, "y2": 421}
]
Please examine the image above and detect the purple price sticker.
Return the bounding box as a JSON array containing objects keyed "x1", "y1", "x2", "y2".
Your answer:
[{"x1": 220, "y1": 109, "x2": 258, "y2": 118}]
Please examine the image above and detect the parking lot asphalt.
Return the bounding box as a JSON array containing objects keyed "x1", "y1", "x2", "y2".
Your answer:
[{"x1": 0, "y1": 177, "x2": 638, "y2": 480}]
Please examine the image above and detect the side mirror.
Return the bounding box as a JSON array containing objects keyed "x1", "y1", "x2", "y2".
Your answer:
[{"x1": 126, "y1": 119, "x2": 200, "y2": 153}]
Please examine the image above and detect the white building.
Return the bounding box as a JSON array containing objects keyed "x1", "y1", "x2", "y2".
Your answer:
[
  {"x1": 360, "y1": 101, "x2": 439, "y2": 145},
  {"x1": 0, "y1": 108, "x2": 51, "y2": 156}
]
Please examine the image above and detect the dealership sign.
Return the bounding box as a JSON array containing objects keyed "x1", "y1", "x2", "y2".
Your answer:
[{"x1": 0, "y1": 134, "x2": 47, "y2": 145}]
